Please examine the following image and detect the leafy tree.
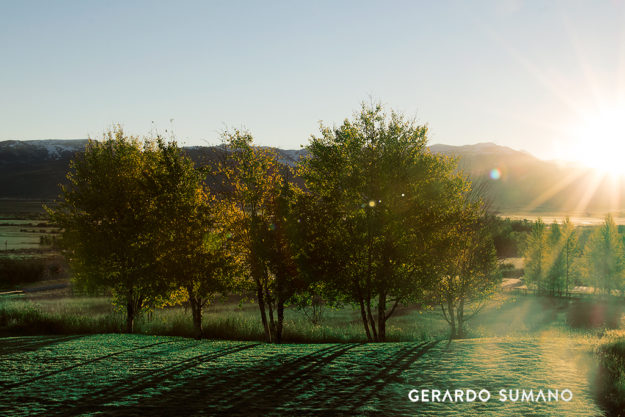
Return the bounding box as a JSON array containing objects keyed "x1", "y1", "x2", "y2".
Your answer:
[
  {"x1": 299, "y1": 102, "x2": 467, "y2": 342},
  {"x1": 434, "y1": 203, "x2": 499, "y2": 339},
  {"x1": 147, "y1": 140, "x2": 236, "y2": 339},
  {"x1": 49, "y1": 128, "x2": 167, "y2": 333},
  {"x1": 217, "y1": 129, "x2": 300, "y2": 343},
  {"x1": 582, "y1": 214, "x2": 624, "y2": 295},
  {"x1": 261, "y1": 171, "x2": 309, "y2": 343}
]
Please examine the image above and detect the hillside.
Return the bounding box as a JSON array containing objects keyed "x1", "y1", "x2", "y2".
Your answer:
[
  {"x1": 430, "y1": 142, "x2": 625, "y2": 214},
  {"x1": 1, "y1": 139, "x2": 622, "y2": 214}
]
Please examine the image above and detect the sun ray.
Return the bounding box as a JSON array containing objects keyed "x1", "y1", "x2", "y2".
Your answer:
[
  {"x1": 571, "y1": 169, "x2": 606, "y2": 215},
  {"x1": 521, "y1": 167, "x2": 588, "y2": 213}
]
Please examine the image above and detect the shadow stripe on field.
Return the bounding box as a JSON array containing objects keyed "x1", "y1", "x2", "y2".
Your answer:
[
  {"x1": 223, "y1": 342, "x2": 363, "y2": 412},
  {"x1": 0, "y1": 335, "x2": 84, "y2": 357},
  {"x1": 347, "y1": 341, "x2": 439, "y2": 413},
  {"x1": 89, "y1": 343, "x2": 365, "y2": 416},
  {"x1": 40, "y1": 342, "x2": 260, "y2": 417},
  {"x1": 0, "y1": 340, "x2": 174, "y2": 391}
]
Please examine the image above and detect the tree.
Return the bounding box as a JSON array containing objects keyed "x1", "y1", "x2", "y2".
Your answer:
[
  {"x1": 582, "y1": 214, "x2": 624, "y2": 295},
  {"x1": 49, "y1": 128, "x2": 167, "y2": 333},
  {"x1": 434, "y1": 203, "x2": 499, "y2": 339},
  {"x1": 262, "y1": 171, "x2": 307, "y2": 343},
  {"x1": 545, "y1": 221, "x2": 565, "y2": 296},
  {"x1": 299, "y1": 102, "x2": 468, "y2": 342},
  {"x1": 523, "y1": 219, "x2": 547, "y2": 293},
  {"x1": 217, "y1": 129, "x2": 298, "y2": 343},
  {"x1": 148, "y1": 139, "x2": 236, "y2": 339},
  {"x1": 560, "y1": 218, "x2": 578, "y2": 297}
]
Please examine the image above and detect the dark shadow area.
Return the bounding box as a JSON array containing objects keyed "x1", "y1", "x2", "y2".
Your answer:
[
  {"x1": 0, "y1": 340, "x2": 175, "y2": 392},
  {"x1": 63, "y1": 342, "x2": 441, "y2": 417},
  {"x1": 345, "y1": 341, "x2": 438, "y2": 413},
  {"x1": 566, "y1": 299, "x2": 625, "y2": 330},
  {"x1": 42, "y1": 342, "x2": 260, "y2": 416},
  {"x1": 0, "y1": 335, "x2": 83, "y2": 356}
]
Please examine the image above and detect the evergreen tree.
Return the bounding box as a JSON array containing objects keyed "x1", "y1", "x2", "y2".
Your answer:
[
  {"x1": 524, "y1": 219, "x2": 547, "y2": 293},
  {"x1": 582, "y1": 214, "x2": 624, "y2": 295}
]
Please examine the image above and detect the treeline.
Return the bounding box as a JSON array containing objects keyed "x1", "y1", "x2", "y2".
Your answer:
[
  {"x1": 49, "y1": 103, "x2": 500, "y2": 342},
  {"x1": 523, "y1": 215, "x2": 625, "y2": 296}
]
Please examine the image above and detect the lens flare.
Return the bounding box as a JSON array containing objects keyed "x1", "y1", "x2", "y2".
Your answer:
[{"x1": 490, "y1": 168, "x2": 501, "y2": 180}]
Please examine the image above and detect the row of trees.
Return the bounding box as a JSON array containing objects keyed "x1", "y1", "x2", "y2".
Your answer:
[
  {"x1": 50, "y1": 104, "x2": 500, "y2": 341},
  {"x1": 523, "y1": 215, "x2": 625, "y2": 296}
]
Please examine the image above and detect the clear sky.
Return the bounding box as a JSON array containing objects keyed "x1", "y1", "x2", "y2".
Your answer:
[{"x1": 2, "y1": 0, "x2": 625, "y2": 161}]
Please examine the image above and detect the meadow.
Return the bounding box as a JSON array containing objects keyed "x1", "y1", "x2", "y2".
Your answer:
[
  {"x1": 0, "y1": 333, "x2": 604, "y2": 416},
  {"x1": 2, "y1": 292, "x2": 621, "y2": 342}
]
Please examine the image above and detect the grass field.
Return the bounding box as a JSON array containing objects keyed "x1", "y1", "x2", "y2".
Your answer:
[
  {"x1": 0, "y1": 333, "x2": 604, "y2": 416},
  {"x1": 2, "y1": 293, "x2": 618, "y2": 342},
  {"x1": 2, "y1": 284, "x2": 623, "y2": 415}
]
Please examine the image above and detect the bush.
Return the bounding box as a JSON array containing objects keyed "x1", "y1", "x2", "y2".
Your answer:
[
  {"x1": 595, "y1": 335, "x2": 625, "y2": 415},
  {"x1": 0, "y1": 258, "x2": 46, "y2": 288}
]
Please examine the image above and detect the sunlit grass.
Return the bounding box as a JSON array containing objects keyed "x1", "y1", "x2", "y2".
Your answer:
[{"x1": 0, "y1": 294, "x2": 620, "y2": 343}]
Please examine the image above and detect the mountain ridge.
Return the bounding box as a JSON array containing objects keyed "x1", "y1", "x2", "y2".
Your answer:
[{"x1": 1, "y1": 139, "x2": 622, "y2": 215}]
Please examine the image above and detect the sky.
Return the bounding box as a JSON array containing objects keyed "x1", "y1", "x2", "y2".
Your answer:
[{"x1": 2, "y1": 0, "x2": 625, "y2": 161}]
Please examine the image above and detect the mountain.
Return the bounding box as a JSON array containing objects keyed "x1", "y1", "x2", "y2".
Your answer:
[
  {"x1": 1, "y1": 139, "x2": 623, "y2": 215},
  {"x1": 429, "y1": 142, "x2": 625, "y2": 214},
  {"x1": 0, "y1": 140, "x2": 306, "y2": 200}
]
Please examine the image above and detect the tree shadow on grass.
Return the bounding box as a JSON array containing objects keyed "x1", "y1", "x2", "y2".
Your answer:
[
  {"x1": 0, "y1": 335, "x2": 84, "y2": 357},
  {"x1": 58, "y1": 343, "x2": 360, "y2": 416},
  {"x1": 41, "y1": 342, "x2": 260, "y2": 417},
  {"x1": 1, "y1": 340, "x2": 176, "y2": 392},
  {"x1": 70, "y1": 342, "x2": 440, "y2": 417}
]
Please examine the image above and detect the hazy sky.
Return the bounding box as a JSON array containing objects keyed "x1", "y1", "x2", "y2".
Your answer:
[{"x1": 2, "y1": 0, "x2": 625, "y2": 161}]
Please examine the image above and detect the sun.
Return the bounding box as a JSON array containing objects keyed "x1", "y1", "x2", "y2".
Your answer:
[{"x1": 570, "y1": 105, "x2": 625, "y2": 176}]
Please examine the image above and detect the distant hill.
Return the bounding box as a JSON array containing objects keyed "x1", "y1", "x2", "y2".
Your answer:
[
  {"x1": 1, "y1": 139, "x2": 623, "y2": 215},
  {"x1": 430, "y1": 142, "x2": 625, "y2": 214},
  {"x1": 0, "y1": 140, "x2": 306, "y2": 200}
]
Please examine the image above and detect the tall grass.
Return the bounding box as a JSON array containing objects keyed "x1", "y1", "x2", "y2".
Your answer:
[
  {"x1": 0, "y1": 294, "x2": 618, "y2": 343},
  {"x1": 0, "y1": 295, "x2": 452, "y2": 342}
]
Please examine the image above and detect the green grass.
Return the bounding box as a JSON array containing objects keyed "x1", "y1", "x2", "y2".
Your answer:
[
  {"x1": 0, "y1": 295, "x2": 448, "y2": 342},
  {"x1": 0, "y1": 333, "x2": 603, "y2": 416},
  {"x1": 0, "y1": 293, "x2": 618, "y2": 343}
]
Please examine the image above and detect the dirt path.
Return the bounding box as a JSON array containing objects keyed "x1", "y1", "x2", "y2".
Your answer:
[{"x1": 0, "y1": 334, "x2": 604, "y2": 416}]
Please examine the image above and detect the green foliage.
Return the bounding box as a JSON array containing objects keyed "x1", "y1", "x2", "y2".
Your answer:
[
  {"x1": 581, "y1": 214, "x2": 625, "y2": 295},
  {"x1": 489, "y1": 216, "x2": 532, "y2": 257},
  {"x1": 523, "y1": 219, "x2": 548, "y2": 291},
  {"x1": 299, "y1": 101, "x2": 470, "y2": 342},
  {"x1": 48, "y1": 127, "x2": 175, "y2": 332},
  {"x1": 217, "y1": 129, "x2": 298, "y2": 343},
  {"x1": 147, "y1": 139, "x2": 237, "y2": 338},
  {"x1": 433, "y1": 203, "x2": 500, "y2": 338},
  {"x1": 523, "y1": 218, "x2": 580, "y2": 296}
]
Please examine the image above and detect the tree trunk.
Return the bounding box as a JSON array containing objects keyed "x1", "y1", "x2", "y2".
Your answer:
[
  {"x1": 456, "y1": 298, "x2": 464, "y2": 339},
  {"x1": 358, "y1": 295, "x2": 372, "y2": 342},
  {"x1": 256, "y1": 281, "x2": 272, "y2": 343},
  {"x1": 265, "y1": 284, "x2": 276, "y2": 339},
  {"x1": 189, "y1": 293, "x2": 203, "y2": 340},
  {"x1": 366, "y1": 297, "x2": 378, "y2": 342},
  {"x1": 447, "y1": 298, "x2": 456, "y2": 339},
  {"x1": 126, "y1": 300, "x2": 135, "y2": 334},
  {"x1": 377, "y1": 290, "x2": 386, "y2": 342},
  {"x1": 125, "y1": 290, "x2": 142, "y2": 334},
  {"x1": 276, "y1": 298, "x2": 285, "y2": 344}
]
